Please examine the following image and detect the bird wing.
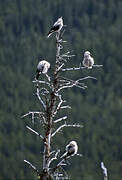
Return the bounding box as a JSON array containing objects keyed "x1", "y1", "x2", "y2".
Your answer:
[
  {"x1": 50, "y1": 24, "x2": 60, "y2": 32},
  {"x1": 47, "y1": 25, "x2": 60, "y2": 37},
  {"x1": 53, "y1": 18, "x2": 61, "y2": 26}
]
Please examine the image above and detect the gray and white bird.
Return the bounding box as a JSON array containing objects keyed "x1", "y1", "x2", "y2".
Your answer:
[
  {"x1": 82, "y1": 51, "x2": 94, "y2": 69},
  {"x1": 60, "y1": 141, "x2": 78, "y2": 159},
  {"x1": 36, "y1": 60, "x2": 50, "y2": 80},
  {"x1": 47, "y1": 17, "x2": 63, "y2": 38}
]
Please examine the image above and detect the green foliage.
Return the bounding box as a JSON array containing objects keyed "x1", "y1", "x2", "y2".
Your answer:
[{"x1": 0, "y1": 0, "x2": 122, "y2": 179}]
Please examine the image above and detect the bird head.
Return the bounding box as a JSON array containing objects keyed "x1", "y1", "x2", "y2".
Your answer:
[
  {"x1": 84, "y1": 51, "x2": 90, "y2": 55},
  {"x1": 57, "y1": 17, "x2": 63, "y2": 23},
  {"x1": 69, "y1": 141, "x2": 78, "y2": 154},
  {"x1": 84, "y1": 51, "x2": 91, "y2": 58},
  {"x1": 70, "y1": 141, "x2": 77, "y2": 147}
]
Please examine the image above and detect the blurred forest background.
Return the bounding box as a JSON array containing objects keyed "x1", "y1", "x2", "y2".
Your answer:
[{"x1": 0, "y1": 0, "x2": 122, "y2": 179}]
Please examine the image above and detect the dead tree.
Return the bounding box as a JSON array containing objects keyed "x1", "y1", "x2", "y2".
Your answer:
[
  {"x1": 22, "y1": 19, "x2": 102, "y2": 180},
  {"x1": 101, "y1": 162, "x2": 108, "y2": 180}
]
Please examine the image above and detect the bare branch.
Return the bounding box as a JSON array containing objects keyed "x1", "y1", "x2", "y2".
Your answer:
[
  {"x1": 36, "y1": 84, "x2": 46, "y2": 110},
  {"x1": 21, "y1": 111, "x2": 45, "y2": 124},
  {"x1": 61, "y1": 66, "x2": 86, "y2": 72},
  {"x1": 53, "y1": 94, "x2": 65, "y2": 117},
  {"x1": 77, "y1": 76, "x2": 97, "y2": 81},
  {"x1": 52, "y1": 159, "x2": 68, "y2": 176},
  {"x1": 60, "y1": 105, "x2": 72, "y2": 109},
  {"x1": 26, "y1": 126, "x2": 43, "y2": 139},
  {"x1": 93, "y1": 64, "x2": 103, "y2": 68},
  {"x1": 48, "y1": 149, "x2": 60, "y2": 167},
  {"x1": 21, "y1": 111, "x2": 46, "y2": 125},
  {"x1": 56, "y1": 159, "x2": 65, "y2": 167},
  {"x1": 61, "y1": 64, "x2": 103, "y2": 72},
  {"x1": 59, "y1": 76, "x2": 88, "y2": 90},
  {"x1": 57, "y1": 63, "x2": 65, "y2": 72},
  {"x1": 24, "y1": 160, "x2": 39, "y2": 175},
  {"x1": 60, "y1": 75, "x2": 96, "y2": 83},
  {"x1": 52, "y1": 122, "x2": 83, "y2": 137},
  {"x1": 45, "y1": 74, "x2": 51, "y2": 82},
  {"x1": 21, "y1": 111, "x2": 41, "y2": 118},
  {"x1": 33, "y1": 80, "x2": 51, "y2": 87},
  {"x1": 57, "y1": 81, "x2": 86, "y2": 92},
  {"x1": 54, "y1": 116, "x2": 68, "y2": 123},
  {"x1": 53, "y1": 164, "x2": 69, "y2": 180},
  {"x1": 50, "y1": 150, "x2": 56, "y2": 156},
  {"x1": 52, "y1": 152, "x2": 83, "y2": 176},
  {"x1": 61, "y1": 53, "x2": 75, "y2": 59}
]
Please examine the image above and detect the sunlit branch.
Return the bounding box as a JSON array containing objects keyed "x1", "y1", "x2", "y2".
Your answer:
[
  {"x1": 93, "y1": 64, "x2": 103, "y2": 68},
  {"x1": 61, "y1": 64, "x2": 103, "y2": 71},
  {"x1": 55, "y1": 159, "x2": 66, "y2": 168},
  {"x1": 21, "y1": 111, "x2": 45, "y2": 124},
  {"x1": 59, "y1": 76, "x2": 87, "y2": 89},
  {"x1": 21, "y1": 111, "x2": 43, "y2": 118},
  {"x1": 57, "y1": 63, "x2": 65, "y2": 72},
  {"x1": 46, "y1": 74, "x2": 51, "y2": 82},
  {"x1": 48, "y1": 149, "x2": 60, "y2": 167},
  {"x1": 76, "y1": 76, "x2": 97, "y2": 81},
  {"x1": 54, "y1": 116, "x2": 68, "y2": 123},
  {"x1": 60, "y1": 105, "x2": 71, "y2": 109},
  {"x1": 56, "y1": 81, "x2": 86, "y2": 92},
  {"x1": 33, "y1": 80, "x2": 51, "y2": 87},
  {"x1": 36, "y1": 84, "x2": 46, "y2": 110},
  {"x1": 24, "y1": 160, "x2": 39, "y2": 175},
  {"x1": 26, "y1": 126, "x2": 43, "y2": 139},
  {"x1": 52, "y1": 122, "x2": 83, "y2": 137},
  {"x1": 50, "y1": 150, "x2": 56, "y2": 156},
  {"x1": 53, "y1": 94, "x2": 65, "y2": 116},
  {"x1": 52, "y1": 152, "x2": 82, "y2": 175}
]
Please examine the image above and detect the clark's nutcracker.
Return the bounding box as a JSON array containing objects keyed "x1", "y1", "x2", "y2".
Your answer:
[
  {"x1": 60, "y1": 141, "x2": 78, "y2": 159},
  {"x1": 82, "y1": 51, "x2": 94, "y2": 69},
  {"x1": 36, "y1": 60, "x2": 50, "y2": 80},
  {"x1": 47, "y1": 17, "x2": 63, "y2": 38}
]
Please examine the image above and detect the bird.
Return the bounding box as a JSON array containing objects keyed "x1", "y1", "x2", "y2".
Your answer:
[
  {"x1": 82, "y1": 51, "x2": 94, "y2": 69},
  {"x1": 47, "y1": 17, "x2": 63, "y2": 38},
  {"x1": 60, "y1": 141, "x2": 78, "y2": 159},
  {"x1": 35, "y1": 60, "x2": 50, "y2": 80}
]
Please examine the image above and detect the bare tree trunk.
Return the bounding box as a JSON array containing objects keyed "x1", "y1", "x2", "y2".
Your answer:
[
  {"x1": 41, "y1": 32, "x2": 61, "y2": 180},
  {"x1": 104, "y1": 176, "x2": 108, "y2": 180}
]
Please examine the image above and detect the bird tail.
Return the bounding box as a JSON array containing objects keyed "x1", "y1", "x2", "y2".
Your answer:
[
  {"x1": 35, "y1": 71, "x2": 40, "y2": 80},
  {"x1": 47, "y1": 30, "x2": 54, "y2": 38}
]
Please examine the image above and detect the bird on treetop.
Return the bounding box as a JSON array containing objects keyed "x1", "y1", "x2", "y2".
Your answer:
[{"x1": 47, "y1": 17, "x2": 63, "y2": 38}]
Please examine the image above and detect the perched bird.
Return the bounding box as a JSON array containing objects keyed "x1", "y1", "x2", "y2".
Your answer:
[
  {"x1": 82, "y1": 51, "x2": 94, "y2": 69},
  {"x1": 47, "y1": 17, "x2": 63, "y2": 38},
  {"x1": 35, "y1": 60, "x2": 50, "y2": 80},
  {"x1": 60, "y1": 141, "x2": 78, "y2": 159}
]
